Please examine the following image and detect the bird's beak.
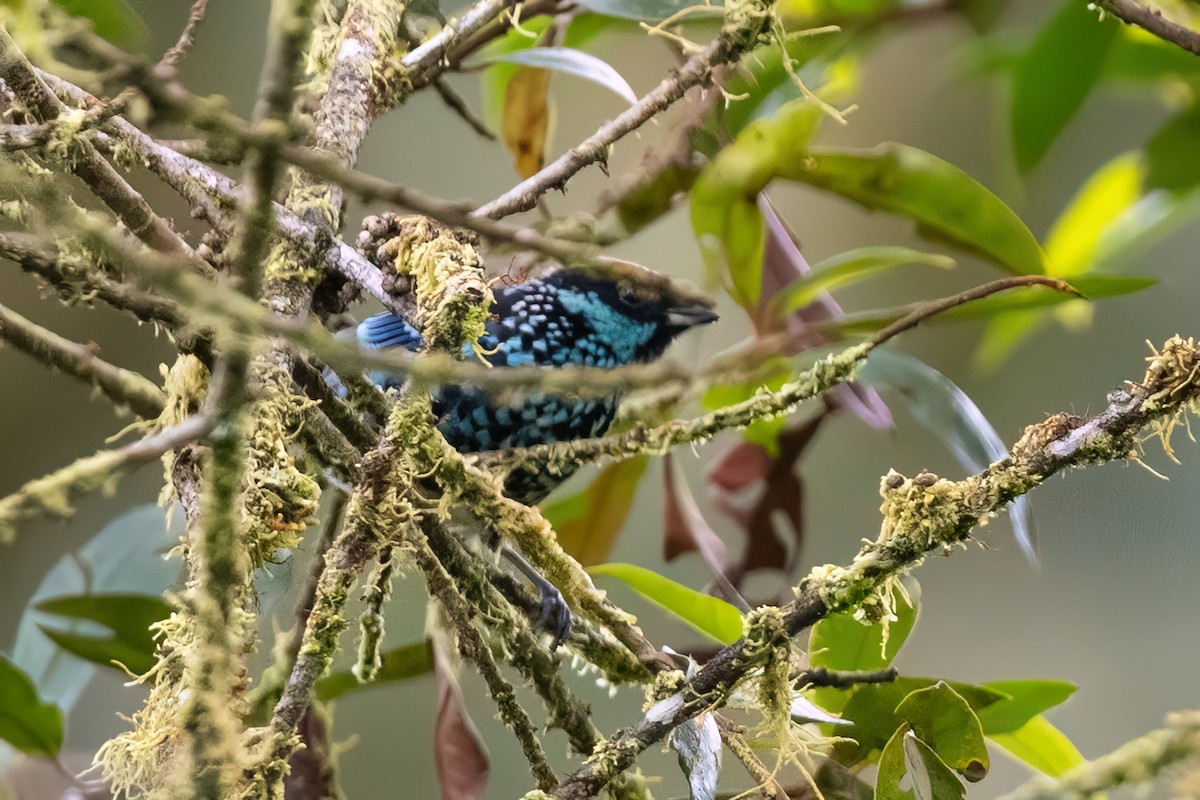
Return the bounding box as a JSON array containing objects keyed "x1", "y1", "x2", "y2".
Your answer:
[{"x1": 666, "y1": 299, "x2": 719, "y2": 328}]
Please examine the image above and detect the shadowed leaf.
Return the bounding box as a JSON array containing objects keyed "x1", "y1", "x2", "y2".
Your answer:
[
  {"x1": 895, "y1": 682, "x2": 989, "y2": 780},
  {"x1": 572, "y1": 0, "x2": 721, "y2": 21},
  {"x1": 35, "y1": 593, "x2": 171, "y2": 676},
  {"x1": 546, "y1": 456, "x2": 649, "y2": 566},
  {"x1": 52, "y1": 0, "x2": 149, "y2": 50},
  {"x1": 1010, "y1": 3, "x2": 1118, "y2": 173},
  {"x1": 809, "y1": 579, "x2": 919, "y2": 713},
  {"x1": 316, "y1": 640, "x2": 434, "y2": 702},
  {"x1": 0, "y1": 656, "x2": 63, "y2": 757},
  {"x1": 434, "y1": 638, "x2": 489, "y2": 800}
]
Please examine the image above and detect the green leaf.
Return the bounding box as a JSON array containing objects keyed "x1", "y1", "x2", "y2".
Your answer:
[
  {"x1": 783, "y1": 144, "x2": 1047, "y2": 275},
  {"x1": 480, "y1": 47, "x2": 637, "y2": 104},
  {"x1": 903, "y1": 732, "x2": 967, "y2": 800},
  {"x1": 832, "y1": 677, "x2": 1005, "y2": 766},
  {"x1": 35, "y1": 593, "x2": 170, "y2": 677},
  {"x1": 808, "y1": 579, "x2": 919, "y2": 713},
  {"x1": 544, "y1": 456, "x2": 649, "y2": 566},
  {"x1": 691, "y1": 99, "x2": 832, "y2": 309},
  {"x1": 316, "y1": 640, "x2": 434, "y2": 702},
  {"x1": 589, "y1": 563, "x2": 744, "y2": 644},
  {"x1": 1147, "y1": 105, "x2": 1200, "y2": 195},
  {"x1": 770, "y1": 247, "x2": 954, "y2": 319},
  {"x1": 1010, "y1": 3, "x2": 1118, "y2": 173},
  {"x1": 875, "y1": 725, "x2": 914, "y2": 800},
  {"x1": 989, "y1": 715, "x2": 1085, "y2": 777},
  {"x1": 1045, "y1": 153, "x2": 1144, "y2": 277},
  {"x1": 478, "y1": 19, "x2": 554, "y2": 131},
  {"x1": 976, "y1": 679, "x2": 1077, "y2": 735},
  {"x1": 0, "y1": 655, "x2": 63, "y2": 757},
  {"x1": 895, "y1": 682, "x2": 989, "y2": 781},
  {"x1": 51, "y1": 0, "x2": 149, "y2": 51}
]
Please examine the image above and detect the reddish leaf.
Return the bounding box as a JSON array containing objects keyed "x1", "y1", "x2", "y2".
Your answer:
[
  {"x1": 434, "y1": 645, "x2": 489, "y2": 800},
  {"x1": 758, "y1": 195, "x2": 892, "y2": 430},
  {"x1": 663, "y1": 456, "x2": 729, "y2": 566},
  {"x1": 707, "y1": 414, "x2": 826, "y2": 586}
]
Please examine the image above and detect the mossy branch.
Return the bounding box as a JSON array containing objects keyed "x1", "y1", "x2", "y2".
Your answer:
[{"x1": 548, "y1": 334, "x2": 1200, "y2": 799}]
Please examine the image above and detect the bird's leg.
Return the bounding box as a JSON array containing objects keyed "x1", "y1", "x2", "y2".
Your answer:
[{"x1": 494, "y1": 540, "x2": 572, "y2": 645}]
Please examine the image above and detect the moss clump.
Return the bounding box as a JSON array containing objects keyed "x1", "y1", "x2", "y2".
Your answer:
[{"x1": 243, "y1": 361, "x2": 322, "y2": 566}]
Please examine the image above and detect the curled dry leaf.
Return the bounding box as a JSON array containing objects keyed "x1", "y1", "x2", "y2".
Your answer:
[
  {"x1": 502, "y1": 66, "x2": 553, "y2": 179},
  {"x1": 432, "y1": 636, "x2": 489, "y2": 800}
]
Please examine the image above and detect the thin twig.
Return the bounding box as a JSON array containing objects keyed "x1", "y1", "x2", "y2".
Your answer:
[
  {"x1": 0, "y1": 301, "x2": 166, "y2": 419},
  {"x1": 472, "y1": 0, "x2": 776, "y2": 220}
]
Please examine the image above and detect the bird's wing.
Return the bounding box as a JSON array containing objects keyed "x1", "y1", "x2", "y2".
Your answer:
[{"x1": 357, "y1": 312, "x2": 425, "y2": 351}]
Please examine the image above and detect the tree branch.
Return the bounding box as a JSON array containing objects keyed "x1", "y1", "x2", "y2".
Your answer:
[
  {"x1": 548, "y1": 334, "x2": 1200, "y2": 799},
  {"x1": 1097, "y1": 0, "x2": 1200, "y2": 56}
]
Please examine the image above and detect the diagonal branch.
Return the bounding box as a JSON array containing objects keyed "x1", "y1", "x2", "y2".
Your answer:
[
  {"x1": 0, "y1": 300, "x2": 166, "y2": 419},
  {"x1": 548, "y1": 334, "x2": 1200, "y2": 799},
  {"x1": 1097, "y1": 0, "x2": 1200, "y2": 56}
]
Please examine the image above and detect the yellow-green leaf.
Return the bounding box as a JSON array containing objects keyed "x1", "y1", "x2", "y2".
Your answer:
[
  {"x1": 770, "y1": 247, "x2": 954, "y2": 319},
  {"x1": 895, "y1": 681, "x2": 989, "y2": 781},
  {"x1": 502, "y1": 66, "x2": 554, "y2": 179},
  {"x1": 990, "y1": 715, "x2": 1085, "y2": 777},
  {"x1": 589, "y1": 563, "x2": 744, "y2": 644}
]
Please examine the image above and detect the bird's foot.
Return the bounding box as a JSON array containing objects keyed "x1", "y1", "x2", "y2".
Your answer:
[{"x1": 499, "y1": 544, "x2": 572, "y2": 646}]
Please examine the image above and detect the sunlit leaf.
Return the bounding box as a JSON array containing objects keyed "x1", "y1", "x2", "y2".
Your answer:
[
  {"x1": 483, "y1": 47, "x2": 637, "y2": 104},
  {"x1": 35, "y1": 593, "x2": 171, "y2": 676},
  {"x1": 52, "y1": 0, "x2": 149, "y2": 51},
  {"x1": 858, "y1": 349, "x2": 1036, "y2": 565},
  {"x1": 670, "y1": 712, "x2": 722, "y2": 800},
  {"x1": 1103, "y1": 27, "x2": 1200, "y2": 84},
  {"x1": 989, "y1": 715, "x2": 1085, "y2": 777},
  {"x1": 1010, "y1": 3, "x2": 1118, "y2": 173},
  {"x1": 783, "y1": 144, "x2": 1047, "y2": 275},
  {"x1": 1045, "y1": 153, "x2": 1144, "y2": 277},
  {"x1": 809, "y1": 579, "x2": 919, "y2": 713},
  {"x1": 0, "y1": 656, "x2": 63, "y2": 758},
  {"x1": 589, "y1": 563, "x2": 744, "y2": 644},
  {"x1": 502, "y1": 66, "x2": 554, "y2": 178},
  {"x1": 976, "y1": 679, "x2": 1077, "y2": 735},
  {"x1": 770, "y1": 247, "x2": 955, "y2": 320},
  {"x1": 545, "y1": 456, "x2": 649, "y2": 566},
  {"x1": 316, "y1": 640, "x2": 434, "y2": 702},
  {"x1": 895, "y1": 682, "x2": 989, "y2": 781}
]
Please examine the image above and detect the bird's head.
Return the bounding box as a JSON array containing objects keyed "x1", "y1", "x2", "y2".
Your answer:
[{"x1": 542, "y1": 261, "x2": 718, "y2": 363}]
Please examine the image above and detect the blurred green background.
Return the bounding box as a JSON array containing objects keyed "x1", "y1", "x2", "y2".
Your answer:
[{"x1": 1, "y1": 0, "x2": 1198, "y2": 796}]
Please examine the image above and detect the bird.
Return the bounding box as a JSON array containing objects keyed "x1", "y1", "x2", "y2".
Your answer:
[{"x1": 352, "y1": 260, "x2": 719, "y2": 640}]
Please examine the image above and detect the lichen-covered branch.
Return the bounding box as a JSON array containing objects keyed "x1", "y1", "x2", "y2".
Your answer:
[
  {"x1": 547, "y1": 334, "x2": 1200, "y2": 799},
  {"x1": 0, "y1": 300, "x2": 166, "y2": 419},
  {"x1": 0, "y1": 410, "x2": 214, "y2": 543},
  {"x1": 1002, "y1": 709, "x2": 1200, "y2": 799}
]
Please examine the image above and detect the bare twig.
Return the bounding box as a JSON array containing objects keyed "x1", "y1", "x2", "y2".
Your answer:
[
  {"x1": 1097, "y1": 0, "x2": 1200, "y2": 56},
  {"x1": 473, "y1": 0, "x2": 776, "y2": 220},
  {"x1": 157, "y1": 0, "x2": 210, "y2": 74},
  {"x1": 0, "y1": 301, "x2": 166, "y2": 419},
  {"x1": 0, "y1": 411, "x2": 215, "y2": 543}
]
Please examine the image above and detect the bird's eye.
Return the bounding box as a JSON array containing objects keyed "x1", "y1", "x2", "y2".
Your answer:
[{"x1": 617, "y1": 284, "x2": 639, "y2": 306}]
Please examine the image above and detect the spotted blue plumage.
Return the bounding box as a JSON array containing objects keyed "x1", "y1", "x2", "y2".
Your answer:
[{"x1": 355, "y1": 264, "x2": 718, "y2": 504}]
